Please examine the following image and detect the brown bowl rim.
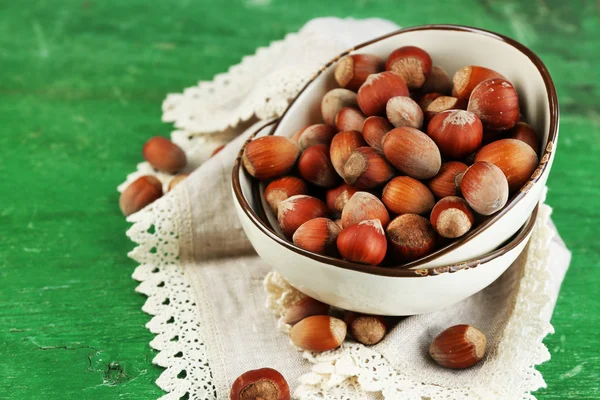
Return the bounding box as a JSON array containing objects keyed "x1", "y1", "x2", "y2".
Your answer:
[{"x1": 232, "y1": 24, "x2": 557, "y2": 277}]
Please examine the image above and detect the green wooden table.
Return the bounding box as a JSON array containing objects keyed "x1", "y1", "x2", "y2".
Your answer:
[{"x1": 1, "y1": 0, "x2": 598, "y2": 398}]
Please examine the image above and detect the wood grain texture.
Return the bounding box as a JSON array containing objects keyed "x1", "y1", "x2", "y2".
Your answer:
[{"x1": 0, "y1": 0, "x2": 598, "y2": 398}]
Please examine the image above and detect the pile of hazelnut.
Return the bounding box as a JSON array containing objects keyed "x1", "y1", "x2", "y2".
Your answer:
[{"x1": 242, "y1": 46, "x2": 540, "y2": 266}]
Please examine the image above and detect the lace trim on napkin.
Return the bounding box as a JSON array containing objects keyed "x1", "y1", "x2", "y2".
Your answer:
[{"x1": 265, "y1": 204, "x2": 555, "y2": 400}]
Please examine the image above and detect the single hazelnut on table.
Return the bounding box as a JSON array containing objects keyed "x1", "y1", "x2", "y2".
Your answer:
[
  {"x1": 452, "y1": 65, "x2": 506, "y2": 99},
  {"x1": 467, "y1": 78, "x2": 520, "y2": 131},
  {"x1": 382, "y1": 176, "x2": 435, "y2": 215},
  {"x1": 290, "y1": 315, "x2": 347, "y2": 352},
  {"x1": 343, "y1": 147, "x2": 395, "y2": 189},
  {"x1": 385, "y1": 46, "x2": 432, "y2": 90},
  {"x1": 341, "y1": 191, "x2": 390, "y2": 228},
  {"x1": 242, "y1": 136, "x2": 300, "y2": 180},
  {"x1": 143, "y1": 136, "x2": 187, "y2": 174},
  {"x1": 429, "y1": 324, "x2": 487, "y2": 369},
  {"x1": 321, "y1": 88, "x2": 358, "y2": 126},
  {"x1": 430, "y1": 196, "x2": 475, "y2": 239},
  {"x1": 298, "y1": 144, "x2": 339, "y2": 188},
  {"x1": 230, "y1": 367, "x2": 290, "y2": 400},
  {"x1": 417, "y1": 92, "x2": 442, "y2": 112},
  {"x1": 167, "y1": 173, "x2": 189, "y2": 192},
  {"x1": 119, "y1": 175, "x2": 163, "y2": 216},
  {"x1": 361, "y1": 116, "x2": 393, "y2": 151},
  {"x1": 291, "y1": 123, "x2": 337, "y2": 150},
  {"x1": 460, "y1": 161, "x2": 509, "y2": 215},
  {"x1": 423, "y1": 95, "x2": 467, "y2": 120},
  {"x1": 386, "y1": 96, "x2": 424, "y2": 129},
  {"x1": 345, "y1": 312, "x2": 387, "y2": 346},
  {"x1": 337, "y1": 219, "x2": 388, "y2": 265},
  {"x1": 381, "y1": 127, "x2": 442, "y2": 180},
  {"x1": 386, "y1": 214, "x2": 436, "y2": 263},
  {"x1": 292, "y1": 217, "x2": 341, "y2": 256},
  {"x1": 426, "y1": 161, "x2": 468, "y2": 198},
  {"x1": 277, "y1": 195, "x2": 328, "y2": 239},
  {"x1": 264, "y1": 176, "x2": 308, "y2": 214},
  {"x1": 475, "y1": 138, "x2": 538, "y2": 193},
  {"x1": 329, "y1": 130, "x2": 366, "y2": 179},
  {"x1": 334, "y1": 53, "x2": 383, "y2": 91},
  {"x1": 421, "y1": 65, "x2": 452, "y2": 95},
  {"x1": 510, "y1": 121, "x2": 540, "y2": 155},
  {"x1": 426, "y1": 110, "x2": 483, "y2": 159},
  {"x1": 282, "y1": 296, "x2": 330, "y2": 326},
  {"x1": 335, "y1": 107, "x2": 366, "y2": 133},
  {"x1": 357, "y1": 71, "x2": 409, "y2": 116},
  {"x1": 326, "y1": 183, "x2": 359, "y2": 215}
]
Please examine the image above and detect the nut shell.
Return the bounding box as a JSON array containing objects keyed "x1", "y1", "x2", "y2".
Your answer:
[
  {"x1": 341, "y1": 191, "x2": 390, "y2": 228},
  {"x1": 337, "y1": 219, "x2": 387, "y2": 265},
  {"x1": 382, "y1": 176, "x2": 435, "y2": 215},
  {"x1": 298, "y1": 144, "x2": 339, "y2": 188},
  {"x1": 452, "y1": 65, "x2": 506, "y2": 99},
  {"x1": 423, "y1": 96, "x2": 467, "y2": 120},
  {"x1": 361, "y1": 116, "x2": 393, "y2": 151},
  {"x1": 143, "y1": 136, "x2": 187, "y2": 173},
  {"x1": 343, "y1": 147, "x2": 394, "y2": 189},
  {"x1": 426, "y1": 110, "x2": 483, "y2": 159},
  {"x1": 242, "y1": 136, "x2": 300, "y2": 180},
  {"x1": 386, "y1": 96, "x2": 424, "y2": 129},
  {"x1": 429, "y1": 324, "x2": 487, "y2": 369},
  {"x1": 326, "y1": 183, "x2": 359, "y2": 214},
  {"x1": 119, "y1": 175, "x2": 163, "y2": 216},
  {"x1": 321, "y1": 88, "x2": 358, "y2": 125},
  {"x1": 292, "y1": 218, "x2": 341, "y2": 256},
  {"x1": 334, "y1": 53, "x2": 383, "y2": 91},
  {"x1": 290, "y1": 315, "x2": 347, "y2": 352},
  {"x1": 230, "y1": 368, "x2": 290, "y2": 400},
  {"x1": 385, "y1": 46, "x2": 432, "y2": 90},
  {"x1": 264, "y1": 176, "x2": 308, "y2": 213},
  {"x1": 430, "y1": 196, "x2": 475, "y2": 238},
  {"x1": 467, "y1": 78, "x2": 520, "y2": 131},
  {"x1": 292, "y1": 124, "x2": 337, "y2": 150},
  {"x1": 460, "y1": 161, "x2": 509, "y2": 215},
  {"x1": 283, "y1": 296, "x2": 331, "y2": 325},
  {"x1": 330, "y1": 130, "x2": 366, "y2": 178},
  {"x1": 510, "y1": 121, "x2": 539, "y2": 155},
  {"x1": 335, "y1": 107, "x2": 366, "y2": 132},
  {"x1": 357, "y1": 71, "x2": 409, "y2": 116},
  {"x1": 167, "y1": 173, "x2": 189, "y2": 192},
  {"x1": 381, "y1": 127, "x2": 441, "y2": 179},
  {"x1": 386, "y1": 214, "x2": 436, "y2": 263},
  {"x1": 345, "y1": 312, "x2": 387, "y2": 346},
  {"x1": 427, "y1": 161, "x2": 468, "y2": 199},
  {"x1": 475, "y1": 138, "x2": 538, "y2": 192},
  {"x1": 277, "y1": 195, "x2": 328, "y2": 238},
  {"x1": 421, "y1": 65, "x2": 452, "y2": 95}
]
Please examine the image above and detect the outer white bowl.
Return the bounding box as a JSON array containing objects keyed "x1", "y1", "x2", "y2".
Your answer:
[{"x1": 232, "y1": 25, "x2": 558, "y2": 315}]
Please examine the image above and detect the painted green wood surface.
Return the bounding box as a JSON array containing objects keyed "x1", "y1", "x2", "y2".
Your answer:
[{"x1": 0, "y1": 0, "x2": 598, "y2": 398}]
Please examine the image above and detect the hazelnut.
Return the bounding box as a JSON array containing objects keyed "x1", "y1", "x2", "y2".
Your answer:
[
  {"x1": 357, "y1": 71, "x2": 409, "y2": 116},
  {"x1": 452, "y1": 65, "x2": 506, "y2": 99},
  {"x1": 334, "y1": 53, "x2": 383, "y2": 91},
  {"x1": 330, "y1": 130, "x2": 366, "y2": 179},
  {"x1": 421, "y1": 65, "x2": 452, "y2": 95},
  {"x1": 337, "y1": 219, "x2": 387, "y2": 265},
  {"x1": 326, "y1": 183, "x2": 359, "y2": 215},
  {"x1": 167, "y1": 173, "x2": 189, "y2": 192},
  {"x1": 277, "y1": 195, "x2": 328, "y2": 238},
  {"x1": 381, "y1": 127, "x2": 441, "y2": 179},
  {"x1": 423, "y1": 96, "x2": 467, "y2": 120},
  {"x1": 290, "y1": 315, "x2": 347, "y2": 352},
  {"x1": 230, "y1": 367, "x2": 290, "y2": 400},
  {"x1": 321, "y1": 88, "x2": 358, "y2": 125},
  {"x1": 467, "y1": 78, "x2": 520, "y2": 131},
  {"x1": 143, "y1": 136, "x2": 187, "y2": 173},
  {"x1": 417, "y1": 92, "x2": 442, "y2": 111},
  {"x1": 283, "y1": 296, "x2": 331, "y2": 325},
  {"x1": 460, "y1": 161, "x2": 509, "y2": 215},
  {"x1": 343, "y1": 147, "x2": 395, "y2": 189},
  {"x1": 386, "y1": 214, "x2": 436, "y2": 263},
  {"x1": 292, "y1": 217, "x2": 341, "y2": 256},
  {"x1": 426, "y1": 161, "x2": 468, "y2": 198},
  {"x1": 345, "y1": 312, "x2": 387, "y2": 346},
  {"x1": 242, "y1": 136, "x2": 300, "y2": 180},
  {"x1": 385, "y1": 46, "x2": 432, "y2": 90},
  {"x1": 298, "y1": 144, "x2": 339, "y2": 188},
  {"x1": 430, "y1": 196, "x2": 475, "y2": 238},
  {"x1": 429, "y1": 324, "x2": 487, "y2": 369},
  {"x1": 382, "y1": 176, "x2": 435, "y2": 215},
  {"x1": 264, "y1": 176, "x2": 308, "y2": 214},
  {"x1": 292, "y1": 124, "x2": 337, "y2": 150},
  {"x1": 341, "y1": 191, "x2": 390, "y2": 229},
  {"x1": 361, "y1": 116, "x2": 393, "y2": 151},
  {"x1": 335, "y1": 107, "x2": 366, "y2": 133},
  {"x1": 386, "y1": 96, "x2": 424, "y2": 129},
  {"x1": 510, "y1": 121, "x2": 539, "y2": 155},
  {"x1": 475, "y1": 138, "x2": 538, "y2": 193},
  {"x1": 426, "y1": 110, "x2": 483, "y2": 159},
  {"x1": 119, "y1": 175, "x2": 163, "y2": 216}
]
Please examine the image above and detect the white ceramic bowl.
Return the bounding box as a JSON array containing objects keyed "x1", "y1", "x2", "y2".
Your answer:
[{"x1": 232, "y1": 25, "x2": 557, "y2": 314}]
